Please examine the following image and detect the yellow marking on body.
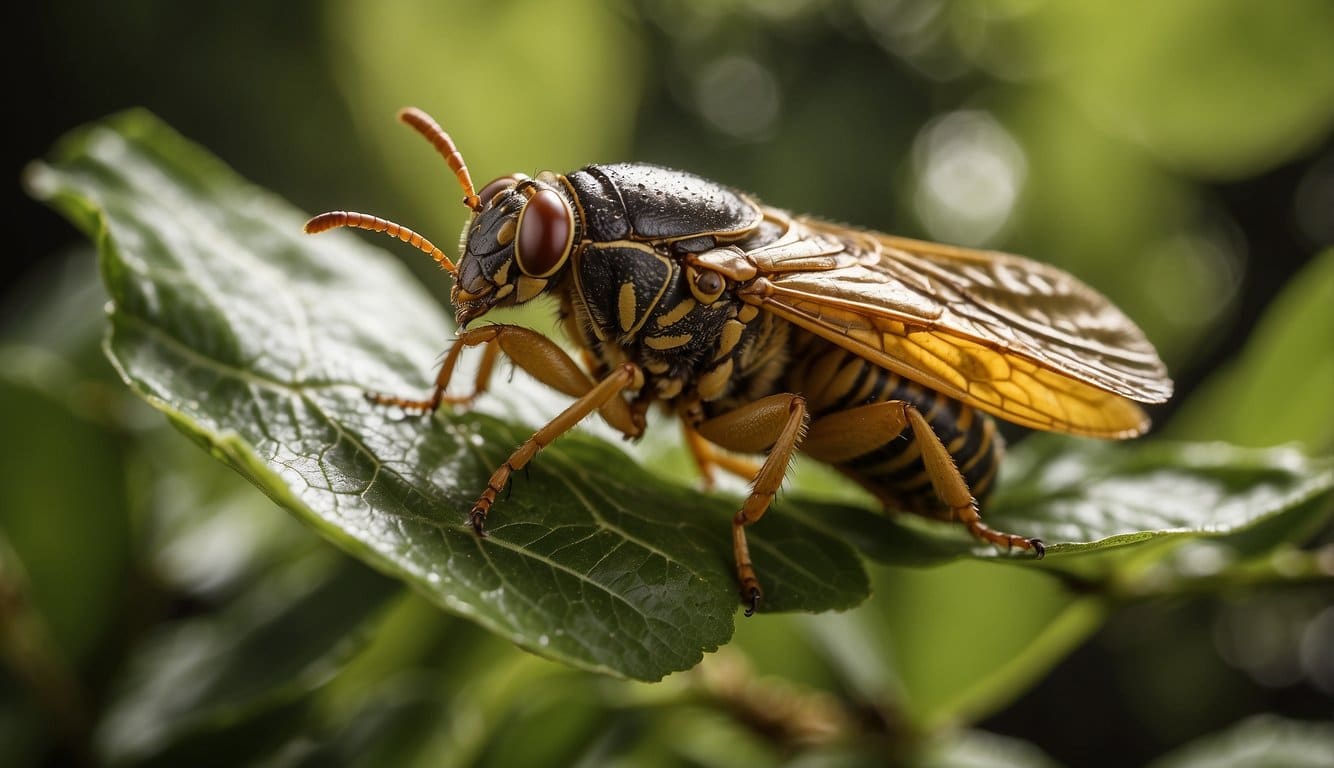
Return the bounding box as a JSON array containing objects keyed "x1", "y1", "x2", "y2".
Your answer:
[
  {"x1": 657, "y1": 377, "x2": 684, "y2": 398},
  {"x1": 823, "y1": 363, "x2": 863, "y2": 407},
  {"x1": 800, "y1": 348, "x2": 849, "y2": 404},
  {"x1": 955, "y1": 406, "x2": 975, "y2": 433},
  {"x1": 492, "y1": 259, "x2": 511, "y2": 287},
  {"x1": 917, "y1": 389, "x2": 945, "y2": 423},
  {"x1": 645, "y1": 360, "x2": 671, "y2": 374},
  {"x1": 515, "y1": 276, "x2": 547, "y2": 303},
  {"x1": 493, "y1": 284, "x2": 515, "y2": 300},
  {"x1": 853, "y1": 437, "x2": 921, "y2": 478},
  {"x1": 715, "y1": 320, "x2": 747, "y2": 360},
  {"x1": 882, "y1": 436, "x2": 922, "y2": 471},
  {"x1": 849, "y1": 366, "x2": 881, "y2": 406},
  {"x1": 618, "y1": 282, "x2": 639, "y2": 332},
  {"x1": 697, "y1": 358, "x2": 735, "y2": 400},
  {"x1": 496, "y1": 218, "x2": 516, "y2": 246},
  {"x1": 895, "y1": 471, "x2": 935, "y2": 494},
  {"x1": 645, "y1": 333, "x2": 694, "y2": 350},
  {"x1": 737, "y1": 304, "x2": 759, "y2": 323},
  {"x1": 959, "y1": 417, "x2": 996, "y2": 474},
  {"x1": 971, "y1": 454, "x2": 1001, "y2": 498},
  {"x1": 656, "y1": 297, "x2": 697, "y2": 327}
]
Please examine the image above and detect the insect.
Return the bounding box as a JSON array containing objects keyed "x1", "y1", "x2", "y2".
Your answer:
[{"x1": 306, "y1": 107, "x2": 1173, "y2": 615}]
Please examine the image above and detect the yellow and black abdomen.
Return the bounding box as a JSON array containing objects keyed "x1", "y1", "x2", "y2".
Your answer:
[{"x1": 782, "y1": 331, "x2": 1004, "y2": 512}]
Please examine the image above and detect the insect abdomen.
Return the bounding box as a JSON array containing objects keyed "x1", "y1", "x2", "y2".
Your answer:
[{"x1": 782, "y1": 332, "x2": 1004, "y2": 511}]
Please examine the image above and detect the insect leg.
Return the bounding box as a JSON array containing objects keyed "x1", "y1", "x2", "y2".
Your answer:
[
  {"x1": 695, "y1": 394, "x2": 809, "y2": 615},
  {"x1": 896, "y1": 402, "x2": 1044, "y2": 557},
  {"x1": 366, "y1": 331, "x2": 499, "y2": 413},
  {"x1": 681, "y1": 420, "x2": 763, "y2": 491},
  {"x1": 369, "y1": 324, "x2": 641, "y2": 437},
  {"x1": 801, "y1": 401, "x2": 910, "y2": 463},
  {"x1": 469, "y1": 362, "x2": 644, "y2": 533}
]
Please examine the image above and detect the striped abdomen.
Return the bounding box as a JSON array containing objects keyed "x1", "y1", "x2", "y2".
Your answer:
[{"x1": 781, "y1": 331, "x2": 1004, "y2": 512}]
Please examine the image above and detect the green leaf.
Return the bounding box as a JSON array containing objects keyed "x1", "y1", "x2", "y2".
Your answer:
[
  {"x1": 1170, "y1": 248, "x2": 1334, "y2": 453},
  {"x1": 800, "y1": 437, "x2": 1334, "y2": 569},
  {"x1": 94, "y1": 556, "x2": 399, "y2": 766},
  {"x1": 25, "y1": 110, "x2": 868, "y2": 683},
  {"x1": 798, "y1": 436, "x2": 1332, "y2": 729},
  {"x1": 25, "y1": 109, "x2": 1334, "y2": 685},
  {"x1": 989, "y1": 438, "x2": 1334, "y2": 559}
]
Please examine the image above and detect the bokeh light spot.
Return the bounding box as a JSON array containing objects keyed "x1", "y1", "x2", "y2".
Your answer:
[
  {"x1": 694, "y1": 55, "x2": 782, "y2": 141},
  {"x1": 911, "y1": 110, "x2": 1027, "y2": 245}
]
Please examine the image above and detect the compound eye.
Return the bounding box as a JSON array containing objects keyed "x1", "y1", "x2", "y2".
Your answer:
[
  {"x1": 515, "y1": 188, "x2": 573, "y2": 278},
  {"x1": 688, "y1": 265, "x2": 726, "y2": 304},
  {"x1": 476, "y1": 174, "x2": 527, "y2": 209}
]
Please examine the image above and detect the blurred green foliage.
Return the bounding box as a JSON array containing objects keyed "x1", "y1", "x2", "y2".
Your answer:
[
  {"x1": 1171, "y1": 249, "x2": 1334, "y2": 452},
  {"x1": 6, "y1": 1, "x2": 1333, "y2": 766}
]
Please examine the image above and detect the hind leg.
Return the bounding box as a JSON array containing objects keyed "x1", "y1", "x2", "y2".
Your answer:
[{"x1": 803, "y1": 400, "x2": 1043, "y2": 557}]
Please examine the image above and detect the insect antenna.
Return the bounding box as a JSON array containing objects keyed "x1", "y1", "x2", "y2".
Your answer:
[
  {"x1": 397, "y1": 107, "x2": 481, "y2": 213},
  {"x1": 303, "y1": 211, "x2": 457, "y2": 275}
]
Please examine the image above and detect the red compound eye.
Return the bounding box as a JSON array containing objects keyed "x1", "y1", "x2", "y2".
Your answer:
[
  {"x1": 515, "y1": 188, "x2": 573, "y2": 278},
  {"x1": 475, "y1": 174, "x2": 527, "y2": 209}
]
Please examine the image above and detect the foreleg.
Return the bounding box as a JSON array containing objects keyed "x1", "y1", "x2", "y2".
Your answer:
[
  {"x1": 468, "y1": 362, "x2": 644, "y2": 533},
  {"x1": 367, "y1": 324, "x2": 641, "y2": 437}
]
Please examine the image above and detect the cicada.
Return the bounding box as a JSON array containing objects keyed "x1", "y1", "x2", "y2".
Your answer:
[{"x1": 306, "y1": 107, "x2": 1173, "y2": 614}]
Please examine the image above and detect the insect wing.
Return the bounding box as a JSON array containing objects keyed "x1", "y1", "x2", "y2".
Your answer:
[{"x1": 745, "y1": 219, "x2": 1173, "y2": 438}]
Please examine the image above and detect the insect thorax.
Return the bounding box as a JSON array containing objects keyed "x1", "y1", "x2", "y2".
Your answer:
[
  {"x1": 558, "y1": 162, "x2": 787, "y2": 408},
  {"x1": 561, "y1": 250, "x2": 790, "y2": 408}
]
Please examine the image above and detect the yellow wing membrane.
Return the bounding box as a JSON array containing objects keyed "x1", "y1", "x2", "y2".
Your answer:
[{"x1": 740, "y1": 214, "x2": 1173, "y2": 438}]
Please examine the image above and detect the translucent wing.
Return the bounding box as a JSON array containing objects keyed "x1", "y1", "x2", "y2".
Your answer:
[{"x1": 740, "y1": 215, "x2": 1173, "y2": 438}]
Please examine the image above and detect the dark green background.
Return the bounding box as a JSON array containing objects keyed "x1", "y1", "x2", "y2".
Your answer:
[{"x1": 7, "y1": 1, "x2": 1332, "y2": 766}]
